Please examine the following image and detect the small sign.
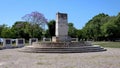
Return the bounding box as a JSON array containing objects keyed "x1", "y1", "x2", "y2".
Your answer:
[
  {"x1": 18, "y1": 40, "x2": 23, "y2": 44},
  {"x1": 32, "y1": 39, "x2": 36, "y2": 42},
  {"x1": 6, "y1": 40, "x2": 11, "y2": 44}
]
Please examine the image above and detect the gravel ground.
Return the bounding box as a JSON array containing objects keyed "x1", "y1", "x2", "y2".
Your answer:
[{"x1": 0, "y1": 48, "x2": 120, "y2": 68}]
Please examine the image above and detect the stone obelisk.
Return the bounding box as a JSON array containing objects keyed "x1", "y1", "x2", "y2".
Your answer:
[{"x1": 52, "y1": 12, "x2": 69, "y2": 42}]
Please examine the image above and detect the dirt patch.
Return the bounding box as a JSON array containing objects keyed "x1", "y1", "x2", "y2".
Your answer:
[{"x1": 0, "y1": 48, "x2": 120, "y2": 68}]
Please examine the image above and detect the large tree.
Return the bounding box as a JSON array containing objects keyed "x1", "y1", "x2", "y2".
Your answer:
[
  {"x1": 11, "y1": 21, "x2": 43, "y2": 40},
  {"x1": 101, "y1": 13, "x2": 120, "y2": 41},
  {"x1": 1, "y1": 25, "x2": 13, "y2": 38},
  {"x1": 22, "y1": 11, "x2": 48, "y2": 38},
  {"x1": 82, "y1": 13, "x2": 110, "y2": 41}
]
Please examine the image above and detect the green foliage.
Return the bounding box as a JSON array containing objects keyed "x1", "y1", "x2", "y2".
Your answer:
[
  {"x1": 101, "y1": 13, "x2": 120, "y2": 40},
  {"x1": 44, "y1": 29, "x2": 50, "y2": 38},
  {"x1": 11, "y1": 21, "x2": 43, "y2": 40},
  {"x1": 0, "y1": 24, "x2": 6, "y2": 37},
  {"x1": 82, "y1": 12, "x2": 120, "y2": 41},
  {"x1": 76, "y1": 29, "x2": 83, "y2": 40},
  {"x1": 1, "y1": 25, "x2": 13, "y2": 38},
  {"x1": 82, "y1": 13, "x2": 110, "y2": 40},
  {"x1": 101, "y1": 17, "x2": 117, "y2": 37},
  {"x1": 47, "y1": 20, "x2": 55, "y2": 37},
  {"x1": 68, "y1": 23, "x2": 77, "y2": 38}
]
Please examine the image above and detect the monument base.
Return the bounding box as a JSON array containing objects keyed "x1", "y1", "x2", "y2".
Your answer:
[
  {"x1": 52, "y1": 36, "x2": 71, "y2": 42},
  {"x1": 20, "y1": 41, "x2": 106, "y2": 53}
]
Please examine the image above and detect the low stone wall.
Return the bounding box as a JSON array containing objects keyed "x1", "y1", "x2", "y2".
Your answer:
[{"x1": 32, "y1": 41, "x2": 92, "y2": 48}]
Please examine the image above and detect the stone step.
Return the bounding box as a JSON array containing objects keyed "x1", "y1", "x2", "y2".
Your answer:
[
  {"x1": 32, "y1": 41, "x2": 92, "y2": 48},
  {"x1": 25, "y1": 47, "x2": 103, "y2": 51},
  {"x1": 21, "y1": 49, "x2": 106, "y2": 53},
  {"x1": 20, "y1": 46, "x2": 106, "y2": 53}
]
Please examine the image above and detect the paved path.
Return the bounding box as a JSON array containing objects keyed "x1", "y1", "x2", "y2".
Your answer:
[{"x1": 0, "y1": 48, "x2": 120, "y2": 68}]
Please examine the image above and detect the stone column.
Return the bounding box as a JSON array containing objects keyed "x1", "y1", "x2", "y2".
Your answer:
[
  {"x1": 29, "y1": 38, "x2": 38, "y2": 45},
  {"x1": 53, "y1": 12, "x2": 69, "y2": 42},
  {"x1": 3, "y1": 38, "x2": 12, "y2": 48},
  {"x1": 16, "y1": 38, "x2": 25, "y2": 47}
]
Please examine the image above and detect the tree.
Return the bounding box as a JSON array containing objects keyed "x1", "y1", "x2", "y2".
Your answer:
[
  {"x1": 22, "y1": 11, "x2": 48, "y2": 38},
  {"x1": 1, "y1": 25, "x2": 13, "y2": 38},
  {"x1": 76, "y1": 29, "x2": 83, "y2": 40},
  {"x1": 11, "y1": 21, "x2": 43, "y2": 40},
  {"x1": 101, "y1": 13, "x2": 120, "y2": 41},
  {"x1": 0, "y1": 24, "x2": 6, "y2": 37},
  {"x1": 68, "y1": 23, "x2": 77, "y2": 38},
  {"x1": 11, "y1": 21, "x2": 30, "y2": 39},
  {"x1": 82, "y1": 13, "x2": 110, "y2": 41},
  {"x1": 47, "y1": 20, "x2": 56, "y2": 37}
]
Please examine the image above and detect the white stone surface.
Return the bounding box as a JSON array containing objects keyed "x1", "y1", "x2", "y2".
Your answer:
[
  {"x1": 43, "y1": 38, "x2": 51, "y2": 42},
  {"x1": 3, "y1": 38, "x2": 12, "y2": 48},
  {"x1": 71, "y1": 38, "x2": 78, "y2": 42},
  {"x1": 16, "y1": 38, "x2": 25, "y2": 47},
  {"x1": 29, "y1": 38, "x2": 38, "y2": 45},
  {"x1": 54, "y1": 12, "x2": 69, "y2": 42},
  {"x1": 56, "y1": 12, "x2": 68, "y2": 37}
]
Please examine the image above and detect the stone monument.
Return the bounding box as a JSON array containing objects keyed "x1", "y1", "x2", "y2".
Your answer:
[
  {"x1": 20, "y1": 12, "x2": 106, "y2": 53},
  {"x1": 52, "y1": 12, "x2": 69, "y2": 42}
]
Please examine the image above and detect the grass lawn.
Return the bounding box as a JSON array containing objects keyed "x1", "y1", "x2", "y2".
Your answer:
[{"x1": 92, "y1": 41, "x2": 120, "y2": 48}]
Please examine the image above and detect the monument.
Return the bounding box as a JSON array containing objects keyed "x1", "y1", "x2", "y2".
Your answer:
[
  {"x1": 52, "y1": 12, "x2": 69, "y2": 42},
  {"x1": 20, "y1": 12, "x2": 106, "y2": 53}
]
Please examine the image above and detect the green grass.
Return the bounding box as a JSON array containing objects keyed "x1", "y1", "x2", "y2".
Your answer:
[{"x1": 92, "y1": 41, "x2": 120, "y2": 48}]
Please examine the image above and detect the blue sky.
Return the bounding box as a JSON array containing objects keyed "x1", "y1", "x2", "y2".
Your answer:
[{"x1": 0, "y1": 0, "x2": 120, "y2": 29}]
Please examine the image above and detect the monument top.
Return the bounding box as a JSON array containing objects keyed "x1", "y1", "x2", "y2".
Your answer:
[
  {"x1": 56, "y1": 12, "x2": 67, "y2": 15},
  {"x1": 56, "y1": 12, "x2": 67, "y2": 20}
]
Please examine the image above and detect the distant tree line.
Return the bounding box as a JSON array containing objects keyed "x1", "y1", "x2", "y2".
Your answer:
[
  {"x1": 82, "y1": 13, "x2": 120, "y2": 41},
  {"x1": 0, "y1": 22, "x2": 43, "y2": 40},
  {"x1": 0, "y1": 12, "x2": 120, "y2": 41}
]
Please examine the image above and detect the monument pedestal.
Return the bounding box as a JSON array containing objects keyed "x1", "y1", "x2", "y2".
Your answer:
[
  {"x1": 20, "y1": 41, "x2": 106, "y2": 53},
  {"x1": 52, "y1": 36, "x2": 59, "y2": 42},
  {"x1": 52, "y1": 36, "x2": 71, "y2": 42}
]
